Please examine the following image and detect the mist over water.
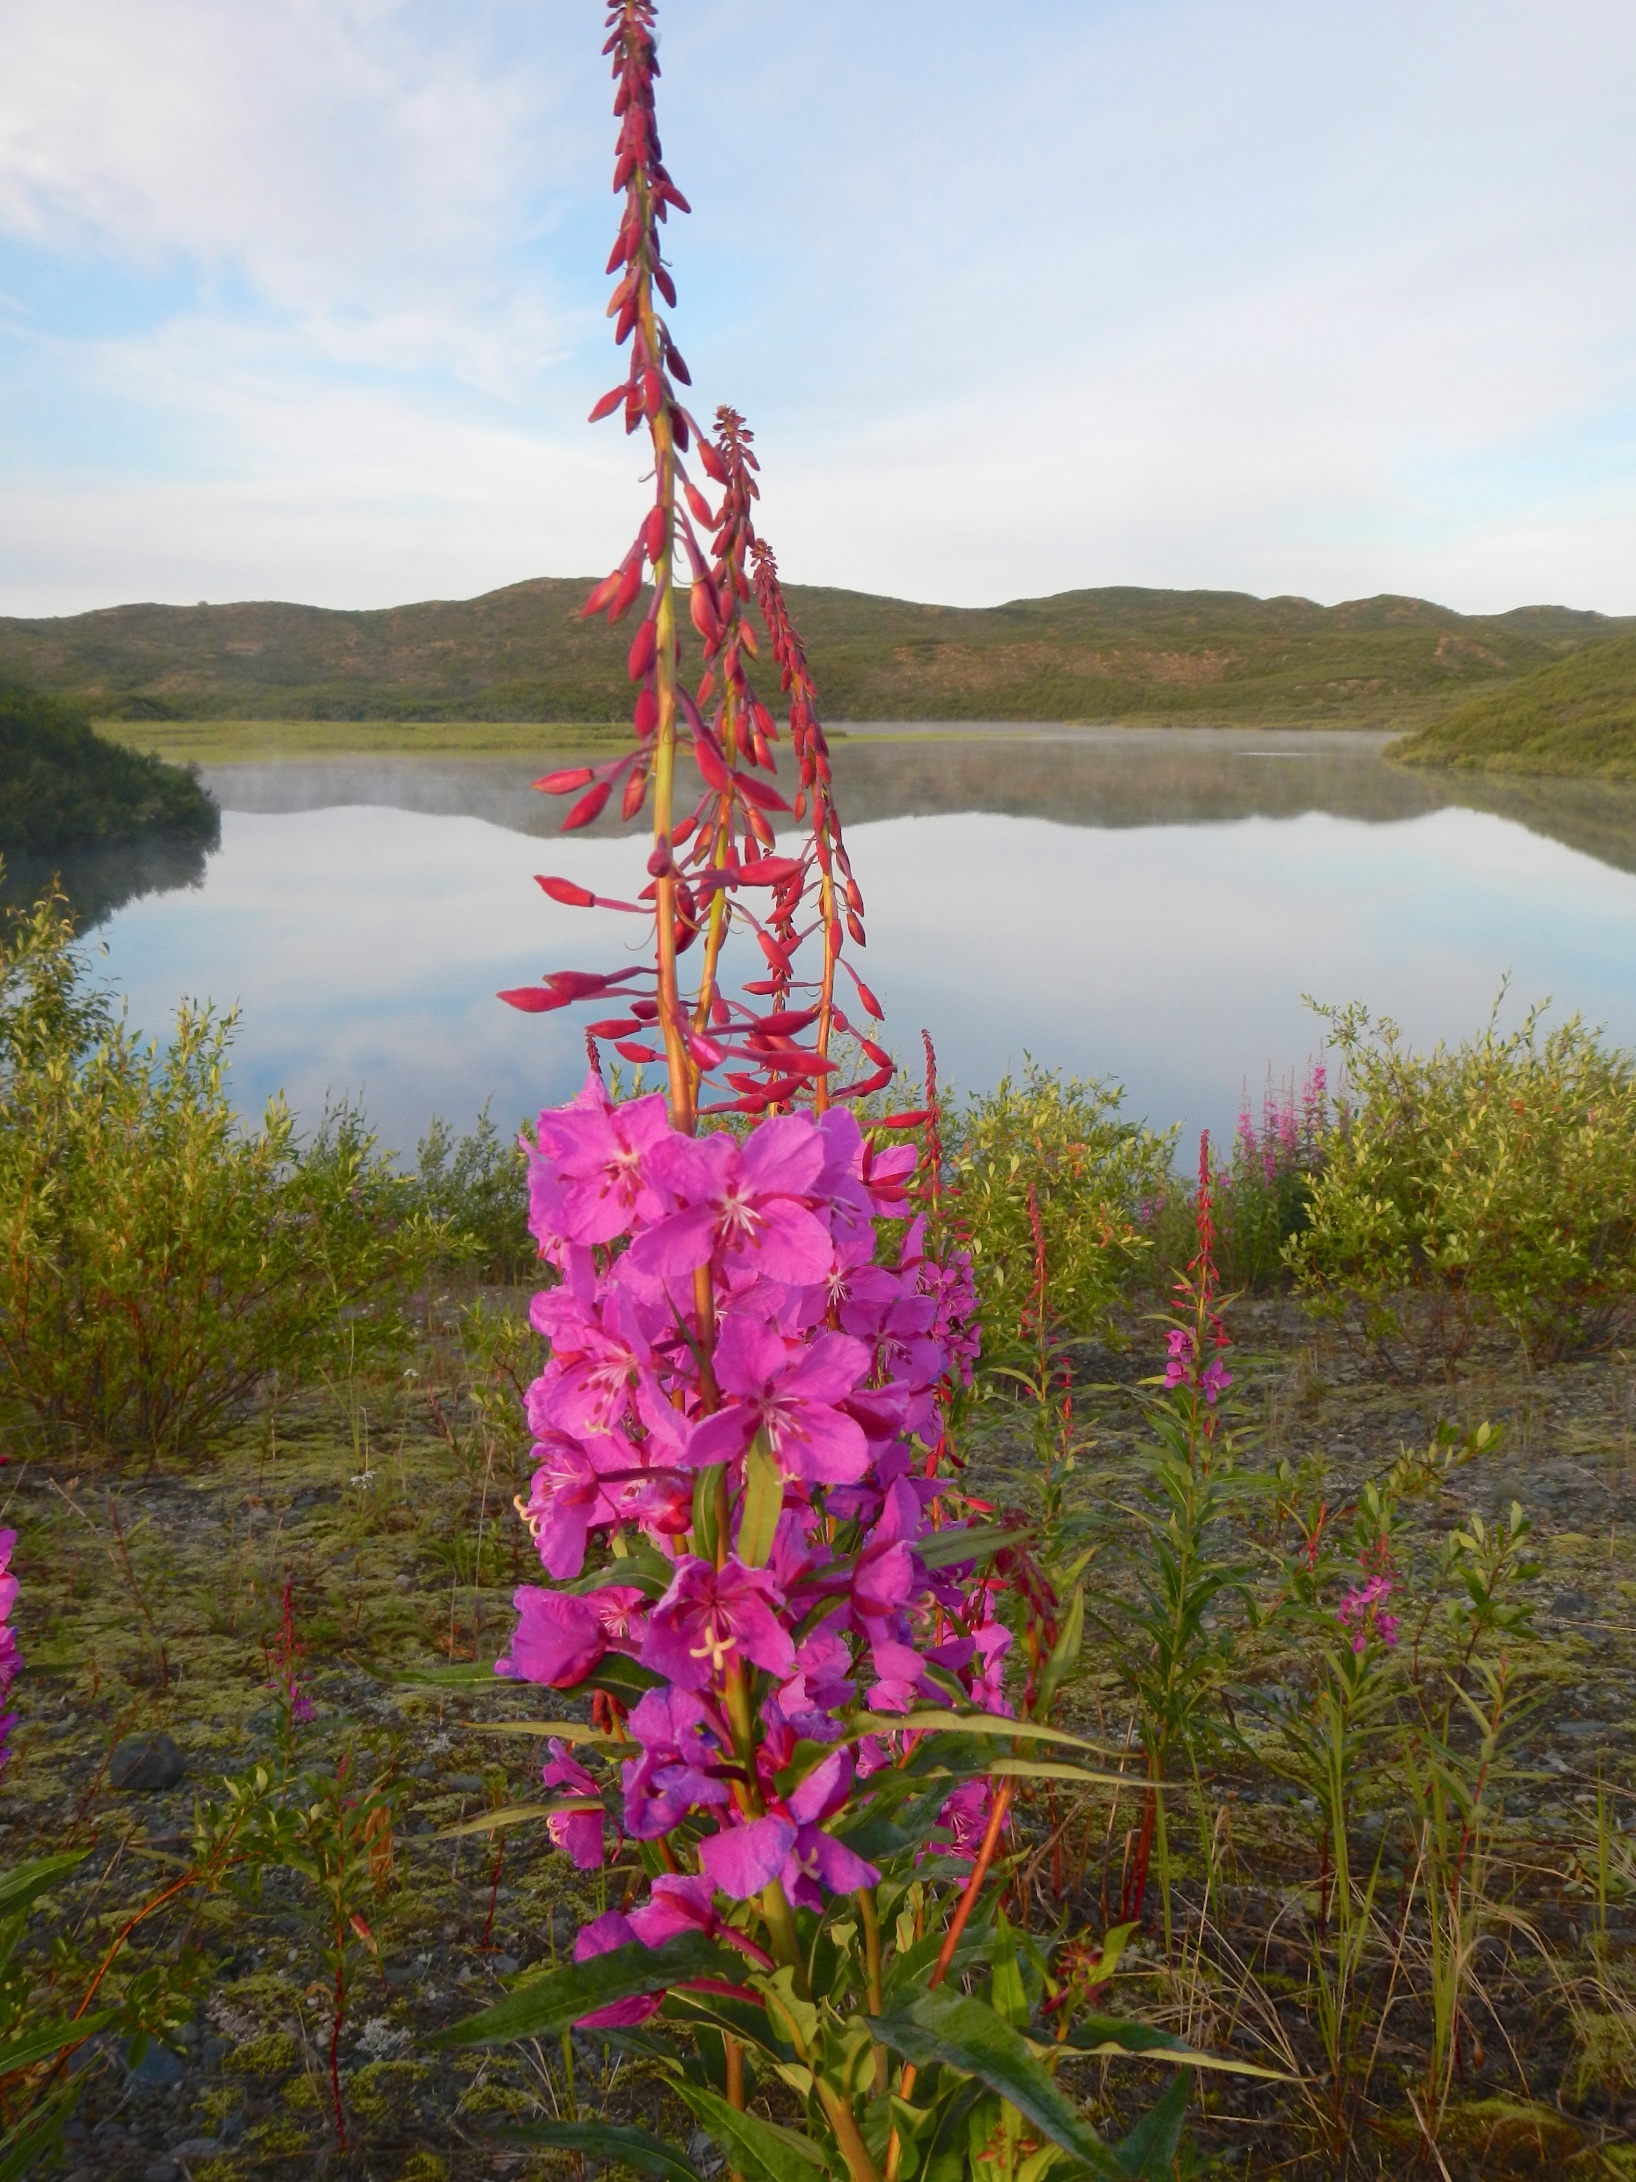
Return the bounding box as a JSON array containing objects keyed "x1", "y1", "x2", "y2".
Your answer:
[{"x1": 71, "y1": 728, "x2": 1636, "y2": 1161}]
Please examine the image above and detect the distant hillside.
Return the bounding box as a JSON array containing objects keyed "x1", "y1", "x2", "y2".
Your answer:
[
  {"x1": 0, "y1": 683, "x2": 218, "y2": 856},
  {"x1": 1390, "y1": 632, "x2": 1636, "y2": 779},
  {"x1": 0, "y1": 580, "x2": 1628, "y2": 731}
]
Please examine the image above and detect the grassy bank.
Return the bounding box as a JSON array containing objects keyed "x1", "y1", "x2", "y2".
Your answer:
[
  {"x1": 1392, "y1": 631, "x2": 1636, "y2": 779},
  {"x1": 97, "y1": 718, "x2": 633, "y2": 765},
  {"x1": 6, "y1": 580, "x2": 1632, "y2": 734}
]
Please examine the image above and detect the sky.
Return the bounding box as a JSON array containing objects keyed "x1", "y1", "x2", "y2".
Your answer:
[{"x1": 0, "y1": 0, "x2": 1632, "y2": 620}]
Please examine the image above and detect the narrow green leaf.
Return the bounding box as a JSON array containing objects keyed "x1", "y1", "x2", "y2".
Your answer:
[
  {"x1": 0, "y1": 2080, "x2": 82, "y2": 2182},
  {"x1": 1114, "y1": 2065, "x2": 1190, "y2": 2179},
  {"x1": 436, "y1": 1799, "x2": 600, "y2": 1840},
  {"x1": 498, "y1": 2119, "x2": 702, "y2": 2182},
  {"x1": 854, "y1": 1710, "x2": 1111, "y2": 1753},
  {"x1": 0, "y1": 2010, "x2": 111, "y2": 2076},
  {"x1": 432, "y1": 1933, "x2": 740, "y2": 2048},
  {"x1": 871, "y1": 1990, "x2": 1122, "y2": 2178},
  {"x1": 1032, "y1": 1584, "x2": 1085, "y2": 1723},
  {"x1": 916, "y1": 1525, "x2": 1032, "y2": 1569},
  {"x1": 987, "y1": 1758, "x2": 1173, "y2": 1791},
  {"x1": 1056, "y1": 2019, "x2": 1287, "y2": 2081},
  {"x1": 463, "y1": 1720, "x2": 618, "y2": 1743},
  {"x1": 0, "y1": 1852, "x2": 88, "y2": 1917},
  {"x1": 671, "y1": 2081, "x2": 832, "y2": 2182},
  {"x1": 739, "y1": 1431, "x2": 784, "y2": 1569},
  {"x1": 692, "y1": 1465, "x2": 723, "y2": 1564}
]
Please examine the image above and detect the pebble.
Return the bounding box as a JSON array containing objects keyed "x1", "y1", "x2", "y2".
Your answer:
[
  {"x1": 144, "y1": 2164, "x2": 181, "y2": 2182},
  {"x1": 172, "y1": 2138, "x2": 222, "y2": 2163},
  {"x1": 127, "y1": 2041, "x2": 187, "y2": 2088}
]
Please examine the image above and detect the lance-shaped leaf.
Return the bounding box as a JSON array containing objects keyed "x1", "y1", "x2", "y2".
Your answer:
[
  {"x1": 869, "y1": 1987, "x2": 1123, "y2": 2179},
  {"x1": 1055, "y1": 2017, "x2": 1288, "y2": 2081},
  {"x1": 671, "y1": 2081, "x2": 832, "y2": 2182},
  {"x1": 0, "y1": 2009, "x2": 112, "y2": 2077},
  {"x1": 498, "y1": 2120, "x2": 702, "y2": 2182},
  {"x1": 738, "y1": 1431, "x2": 785, "y2": 1569},
  {"x1": 915, "y1": 1525, "x2": 1032, "y2": 1569},
  {"x1": 0, "y1": 1852, "x2": 87, "y2": 1918},
  {"x1": 436, "y1": 1799, "x2": 602, "y2": 1841},
  {"x1": 1032, "y1": 1583, "x2": 1085, "y2": 1724},
  {"x1": 432, "y1": 1933, "x2": 741, "y2": 2048}
]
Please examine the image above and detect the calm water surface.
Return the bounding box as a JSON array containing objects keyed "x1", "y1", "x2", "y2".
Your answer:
[{"x1": 66, "y1": 727, "x2": 1636, "y2": 1157}]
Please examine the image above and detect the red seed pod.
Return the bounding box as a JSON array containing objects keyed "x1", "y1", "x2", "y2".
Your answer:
[
  {"x1": 608, "y1": 559, "x2": 644, "y2": 622},
  {"x1": 746, "y1": 807, "x2": 775, "y2": 851},
  {"x1": 751, "y1": 731, "x2": 772, "y2": 769},
  {"x1": 627, "y1": 619, "x2": 657, "y2": 681},
  {"x1": 612, "y1": 148, "x2": 636, "y2": 190},
  {"x1": 710, "y1": 995, "x2": 731, "y2": 1028},
  {"x1": 588, "y1": 385, "x2": 626, "y2": 423},
  {"x1": 738, "y1": 855, "x2": 803, "y2": 886},
  {"x1": 604, "y1": 234, "x2": 627, "y2": 275},
  {"x1": 615, "y1": 1040, "x2": 659, "y2": 1064},
  {"x1": 633, "y1": 684, "x2": 659, "y2": 737},
  {"x1": 697, "y1": 441, "x2": 729, "y2": 484},
  {"x1": 667, "y1": 347, "x2": 691, "y2": 386},
  {"x1": 751, "y1": 699, "x2": 776, "y2": 739},
  {"x1": 849, "y1": 975, "x2": 883, "y2": 1019},
  {"x1": 587, "y1": 1016, "x2": 640, "y2": 1037},
  {"x1": 655, "y1": 264, "x2": 677, "y2": 307},
  {"x1": 740, "y1": 621, "x2": 760, "y2": 659},
  {"x1": 535, "y1": 766, "x2": 595, "y2": 794},
  {"x1": 691, "y1": 735, "x2": 730, "y2": 790},
  {"x1": 658, "y1": 181, "x2": 691, "y2": 213},
  {"x1": 536, "y1": 876, "x2": 597, "y2": 908},
  {"x1": 846, "y1": 912, "x2": 866, "y2": 946},
  {"x1": 669, "y1": 405, "x2": 691, "y2": 451},
  {"x1": 859, "y1": 1037, "x2": 892, "y2": 1069},
  {"x1": 642, "y1": 504, "x2": 668, "y2": 563},
  {"x1": 621, "y1": 765, "x2": 649, "y2": 821},
  {"x1": 684, "y1": 481, "x2": 716, "y2": 526},
  {"x1": 845, "y1": 879, "x2": 865, "y2": 914},
  {"x1": 615, "y1": 298, "x2": 638, "y2": 344},
  {"x1": 497, "y1": 985, "x2": 567, "y2": 1013},
  {"x1": 564, "y1": 780, "x2": 614, "y2": 831}
]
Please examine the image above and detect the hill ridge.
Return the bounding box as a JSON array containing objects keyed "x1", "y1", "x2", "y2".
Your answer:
[{"x1": 1, "y1": 577, "x2": 1629, "y2": 731}]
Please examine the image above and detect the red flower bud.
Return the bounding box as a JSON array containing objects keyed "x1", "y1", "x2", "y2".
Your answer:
[
  {"x1": 588, "y1": 385, "x2": 626, "y2": 423},
  {"x1": 655, "y1": 264, "x2": 677, "y2": 307},
  {"x1": 620, "y1": 765, "x2": 649, "y2": 820},
  {"x1": 845, "y1": 912, "x2": 866, "y2": 946},
  {"x1": 536, "y1": 876, "x2": 597, "y2": 907},
  {"x1": 563, "y1": 780, "x2": 613, "y2": 830},
  {"x1": 684, "y1": 481, "x2": 715, "y2": 526},
  {"x1": 615, "y1": 1040, "x2": 658, "y2": 1063},
  {"x1": 628, "y1": 619, "x2": 657, "y2": 680},
  {"x1": 497, "y1": 985, "x2": 566, "y2": 1013},
  {"x1": 608, "y1": 559, "x2": 644, "y2": 622},
  {"x1": 535, "y1": 766, "x2": 594, "y2": 794},
  {"x1": 697, "y1": 441, "x2": 729, "y2": 484},
  {"x1": 642, "y1": 504, "x2": 668, "y2": 563},
  {"x1": 633, "y1": 684, "x2": 659, "y2": 737}
]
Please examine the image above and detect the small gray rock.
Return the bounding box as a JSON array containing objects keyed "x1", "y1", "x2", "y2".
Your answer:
[
  {"x1": 443, "y1": 1772, "x2": 486, "y2": 1794},
  {"x1": 145, "y1": 2164, "x2": 181, "y2": 2182},
  {"x1": 111, "y1": 1734, "x2": 186, "y2": 1792},
  {"x1": 127, "y1": 2040, "x2": 187, "y2": 2087},
  {"x1": 488, "y1": 1953, "x2": 519, "y2": 1975},
  {"x1": 172, "y1": 2139, "x2": 222, "y2": 2163}
]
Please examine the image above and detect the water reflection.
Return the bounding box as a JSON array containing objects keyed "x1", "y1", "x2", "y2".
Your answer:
[
  {"x1": 1, "y1": 829, "x2": 215, "y2": 932},
  {"x1": 196, "y1": 728, "x2": 1636, "y2": 879},
  {"x1": 85, "y1": 729, "x2": 1636, "y2": 1158}
]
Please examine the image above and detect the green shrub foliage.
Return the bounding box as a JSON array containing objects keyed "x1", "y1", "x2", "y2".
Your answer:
[
  {"x1": 949, "y1": 1061, "x2": 1175, "y2": 1373},
  {"x1": 0, "y1": 877, "x2": 446, "y2": 1456},
  {"x1": 1288, "y1": 999, "x2": 1636, "y2": 1365},
  {"x1": 408, "y1": 1104, "x2": 534, "y2": 1285},
  {"x1": 0, "y1": 682, "x2": 218, "y2": 854}
]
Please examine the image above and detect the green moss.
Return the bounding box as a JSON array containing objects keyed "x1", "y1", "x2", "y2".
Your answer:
[{"x1": 225, "y1": 2029, "x2": 299, "y2": 2076}]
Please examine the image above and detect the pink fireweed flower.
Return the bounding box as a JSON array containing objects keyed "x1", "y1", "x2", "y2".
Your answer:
[
  {"x1": 1164, "y1": 1327, "x2": 1195, "y2": 1387},
  {"x1": 687, "y1": 1314, "x2": 870, "y2": 1484},
  {"x1": 621, "y1": 1685, "x2": 735, "y2": 1839},
  {"x1": 1199, "y1": 1356, "x2": 1233, "y2": 1404},
  {"x1": 529, "y1": 1072, "x2": 672, "y2": 1248},
  {"x1": 499, "y1": 1582, "x2": 646, "y2": 1689},
  {"x1": 640, "y1": 1554, "x2": 796, "y2": 1691},
  {"x1": 541, "y1": 1739, "x2": 611, "y2": 1870},
  {"x1": 1336, "y1": 1572, "x2": 1399, "y2": 1654},
  {"x1": 631, "y1": 1113, "x2": 836, "y2": 1288}
]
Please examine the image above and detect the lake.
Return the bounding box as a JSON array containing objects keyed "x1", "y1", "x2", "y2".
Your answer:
[{"x1": 44, "y1": 726, "x2": 1636, "y2": 1161}]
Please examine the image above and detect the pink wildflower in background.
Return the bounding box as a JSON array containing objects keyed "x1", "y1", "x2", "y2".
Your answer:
[{"x1": 1337, "y1": 1572, "x2": 1399, "y2": 1654}]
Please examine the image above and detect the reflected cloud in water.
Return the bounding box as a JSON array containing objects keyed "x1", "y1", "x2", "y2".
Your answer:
[{"x1": 88, "y1": 729, "x2": 1636, "y2": 1157}]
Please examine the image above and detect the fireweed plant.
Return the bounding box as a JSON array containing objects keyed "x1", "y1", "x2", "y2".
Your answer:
[
  {"x1": 0, "y1": 1526, "x2": 17, "y2": 1772},
  {"x1": 443, "y1": 7, "x2": 1215, "y2": 2179}
]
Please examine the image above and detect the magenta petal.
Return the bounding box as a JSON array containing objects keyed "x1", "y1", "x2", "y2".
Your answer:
[
  {"x1": 504, "y1": 1588, "x2": 607, "y2": 1688},
  {"x1": 776, "y1": 1403, "x2": 868, "y2": 1484},
  {"x1": 700, "y1": 1814, "x2": 796, "y2": 1900},
  {"x1": 811, "y1": 1831, "x2": 880, "y2": 1895},
  {"x1": 687, "y1": 1404, "x2": 757, "y2": 1470},
  {"x1": 549, "y1": 1808, "x2": 607, "y2": 1870},
  {"x1": 628, "y1": 1201, "x2": 717, "y2": 1282}
]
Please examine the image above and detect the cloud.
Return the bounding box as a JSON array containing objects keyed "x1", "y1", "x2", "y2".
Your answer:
[{"x1": 0, "y1": 0, "x2": 1633, "y2": 616}]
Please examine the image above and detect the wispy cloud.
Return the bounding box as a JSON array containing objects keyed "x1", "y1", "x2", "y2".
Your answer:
[{"x1": 0, "y1": 0, "x2": 1632, "y2": 617}]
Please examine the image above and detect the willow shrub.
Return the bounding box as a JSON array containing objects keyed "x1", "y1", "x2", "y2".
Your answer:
[
  {"x1": 1288, "y1": 1001, "x2": 1636, "y2": 1366},
  {"x1": 0, "y1": 879, "x2": 447, "y2": 1458},
  {"x1": 948, "y1": 1062, "x2": 1176, "y2": 1375}
]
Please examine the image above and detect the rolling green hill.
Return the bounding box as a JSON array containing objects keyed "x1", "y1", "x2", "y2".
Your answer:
[
  {"x1": 0, "y1": 579, "x2": 1627, "y2": 733},
  {"x1": 1390, "y1": 630, "x2": 1636, "y2": 778}
]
